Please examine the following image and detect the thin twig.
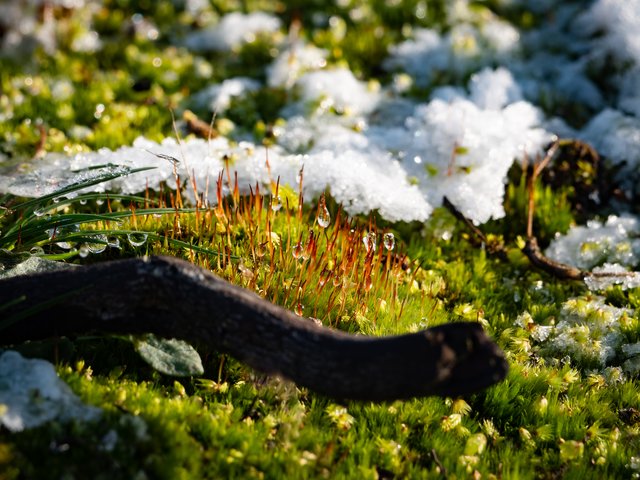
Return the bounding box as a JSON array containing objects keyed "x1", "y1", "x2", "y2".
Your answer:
[
  {"x1": 431, "y1": 448, "x2": 447, "y2": 478},
  {"x1": 442, "y1": 197, "x2": 507, "y2": 260},
  {"x1": 523, "y1": 141, "x2": 638, "y2": 282},
  {"x1": 445, "y1": 140, "x2": 638, "y2": 284}
]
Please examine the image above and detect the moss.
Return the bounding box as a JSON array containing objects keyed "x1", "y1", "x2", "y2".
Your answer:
[{"x1": 1, "y1": 1, "x2": 640, "y2": 479}]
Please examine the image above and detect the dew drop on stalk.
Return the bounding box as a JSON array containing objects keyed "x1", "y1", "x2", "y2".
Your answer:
[
  {"x1": 317, "y1": 193, "x2": 330, "y2": 228},
  {"x1": 87, "y1": 234, "x2": 108, "y2": 254},
  {"x1": 127, "y1": 233, "x2": 148, "y2": 247},
  {"x1": 107, "y1": 236, "x2": 121, "y2": 249},
  {"x1": 29, "y1": 246, "x2": 44, "y2": 255},
  {"x1": 383, "y1": 232, "x2": 395, "y2": 251},
  {"x1": 239, "y1": 263, "x2": 254, "y2": 281},
  {"x1": 295, "y1": 303, "x2": 304, "y2": 316},
  {"x1": 79, "y1": 245, "x2": 90, "y2": 258},
  {"x1": 363, "y1": 232, "x2": 377, "y2": 252},
  {"x1": 96, "y1": 199, "x2": 104, "y2": 206},
  {"x1": 79, "y1": 199, "x2": 88, "y2": 206},
  {"x1": 33, "y1": 208, "x2": 45, "y2": 217},
  {"x1": 292, "y1": 241, "x2": 303, "y2": 259},
  {"x1": 271, "y1": 195, "x2": 282, "y2": 212}
]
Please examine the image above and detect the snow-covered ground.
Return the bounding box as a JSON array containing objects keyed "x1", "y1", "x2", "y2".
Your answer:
[{"x1": 1, "y1": 0, "x2": 639, "y2": 270}]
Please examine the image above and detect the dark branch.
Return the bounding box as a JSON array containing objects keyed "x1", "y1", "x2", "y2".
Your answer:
[{"x1": 0, "y1": 256, "x2": 508, "y2": 401}]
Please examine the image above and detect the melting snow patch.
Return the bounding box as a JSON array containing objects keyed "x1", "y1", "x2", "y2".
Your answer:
[
  {"x1": 584, "y1": 264, "x2": 640, "y2": 291},
  {"x1": 545, "y1": 215, "x2": 640, "y2": 271},
  {"x1": 521, "y1": 297, "x2": 638, "y2": 373},
  {"x1": 0, "y1": 351, "x2": 101, "y2": 432}
]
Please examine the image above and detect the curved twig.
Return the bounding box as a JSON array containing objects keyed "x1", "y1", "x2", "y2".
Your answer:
[{"x1": 0, "y1": 256, "x2": 508, "y2": 401}]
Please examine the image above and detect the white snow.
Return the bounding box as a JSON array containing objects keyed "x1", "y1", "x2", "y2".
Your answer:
[
  {"x1": 0, "y1": 65, "x2": 551, "y2": 225},
  {"x1": 267, "y1": 42, "x2": 328, "y2": 89},
  {"x1": 384, "y1": 21, "x2": 519, "y2": 87},
  {"x1": 190, "y1": 77, "x2": 261, "y2": 113},
  {"x1": 546, "y1": 215, "x2": 640, "y2": 271},
  {"x1": 575, "y1": 0, "x2": 640, "y2": 66},
  {"x1": 184, "y1": 12, "x2": 281, "y2": 52},
  {"x1": 536, "y1": 297, "x2": 631, "y2": 369},
  {"x1": 291, "y1": 68, "x2": 380, "y2": 117},
  {"x1": 2, "y1": 1, "x2": 640, "y2": 228},
  {"x1": 580, "y1": 109, "x2": 640, "y2": 174},
  {"x1": 0, "y1": 351, "x2": 101, "y2": 432}
]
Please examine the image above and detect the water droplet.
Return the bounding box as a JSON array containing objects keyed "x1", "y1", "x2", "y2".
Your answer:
[
  {"x1": 30, "y1": 246, "x2": 44, "y2": 255},
  {"x1": 295, "y1": 303, "x2": 304, "y2": 316},
  {"x1": 33, "y1": 208, "x2": 46, "y2": 217},
  {"x1": 86, "y1": 234, "x2": 108, "y2": 254},
  {"x1": 96, "y1": 199, "x2": 105, "y2": 206},
  {"x1": 79, "y1": 199, "x2": 88, "y2": 205},
  {"x1": 56, "y1": 241, "x2": 75, "y2": 250},
  {"x1": 53, "y1": 196, "x2": 65, "y2": 204},
  {"x1": 363, "y1": 232, "x2": 377, "y2": 253},
  {"x1": 413, "y1": 155, "x2": 422, "y2": 164},
  {"x1": 383, "y1": 233, "x2": 395, "y2": 251},
  {"x1": 79, "y1": 245, "x2": 90, "y2": 258},
  {"x1": 127, "y1": 233, "x2": 148, "y2": 247},
  {"x1": 292, "y1": 241, "x2": 303, "y2": 259},
  {"x1": 107, "y1": 236, "x2": 121, "y2": 249},
  {"x1": 316, "y1": 194, "x2": 331, "y2": 228},
  {"x1": 271, "y1": 195, "x2": 282, "y2": 212},
  {"x1": 239, "y1": 263, "x2": 254, "y2": 280}
]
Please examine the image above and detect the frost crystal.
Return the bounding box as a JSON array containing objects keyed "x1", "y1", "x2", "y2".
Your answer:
[{"x1": 0, "y1": 351, "x2": 101, "y2": 432}]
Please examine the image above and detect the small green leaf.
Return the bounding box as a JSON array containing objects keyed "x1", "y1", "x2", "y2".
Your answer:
[{"x1": 134, "y1": 335, "x2": 204, "y2": 377}]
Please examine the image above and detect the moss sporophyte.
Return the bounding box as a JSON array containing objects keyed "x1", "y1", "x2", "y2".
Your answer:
[{"x1": 2, "y1": 0, "x2": 640, "y2": 478}]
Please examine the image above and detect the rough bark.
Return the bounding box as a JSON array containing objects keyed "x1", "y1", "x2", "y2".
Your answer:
[{"x1": 0, "y1": 256, "x2": 508, "y2": 401}]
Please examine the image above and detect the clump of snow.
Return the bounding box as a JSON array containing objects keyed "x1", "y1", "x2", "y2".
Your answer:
[
  {"x1": 385, "y1": 68, "x2": 551, "y2": 224},
  {"x1": 267, "y1": 42, "x2": 328, "y2": 89},
  {"x1": 575, "y1": 0, "x2": 640, "y2": 66},
  {"x1": 468, "y1": 67, "x2": 522, "y2": 110},
  {"x1": 282, "y1": 119, "x2": 433, "y2": 221},
  {"x1": 0, "y1": 350, "x2": 101, "y2": 432},
  {"x1": 521, "y1": 297, "x2": 638, "y2": 373},
  {"x1": 580, "y1": 110, "x2": 640, "y2": 175},
  {"x1": 546, "y1": 215, "x2": 640, "y2": 271},
  {"x1": 190, "y1": 77, "x2": 261, "y2": 113},
  {"x1": 290, "y1": 68, "x2": 380, "y2": 117},
  {"x1": 184, "y1": 12, "x2": 281, "y2": 52},
  {"x1": 618, "y1": 67, "x2": 640, "y2": 118}
]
